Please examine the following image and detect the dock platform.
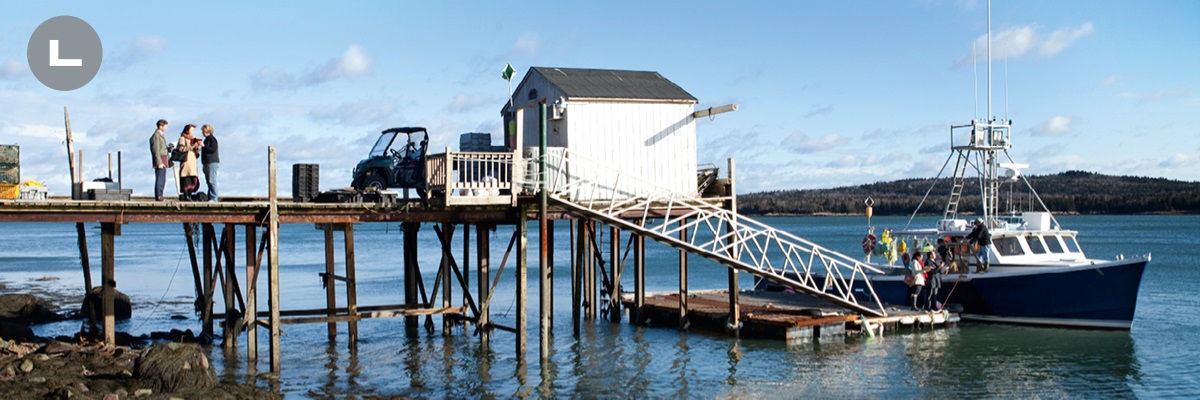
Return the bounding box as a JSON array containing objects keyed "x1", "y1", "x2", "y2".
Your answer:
[{"x1": 634, "y1": 290, "x2": 958, "y2": 342}]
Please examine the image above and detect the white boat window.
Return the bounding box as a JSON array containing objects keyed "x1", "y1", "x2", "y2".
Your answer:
[
  {"x1": 994, "y1": 237, "x2": 1025, "y2": 256},
  {"x1": 1045, "y1": 235, "x2": 1066, "y2": 253},
  {"x1": 1026, "y1": 235, "x2": 1048, "y2": 254},
  {"x1": 1064, "y1": 236, "x2": 1081, "y2": 253}
]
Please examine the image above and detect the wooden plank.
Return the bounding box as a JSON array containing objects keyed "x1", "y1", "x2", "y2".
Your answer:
[{"x1": 267, "y1": 147, "x2": 281, "y2": 372}]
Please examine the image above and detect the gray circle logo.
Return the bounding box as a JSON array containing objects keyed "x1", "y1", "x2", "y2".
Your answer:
[{"x1": 27, "y1": 16, "x2": 102, "y2": 91}]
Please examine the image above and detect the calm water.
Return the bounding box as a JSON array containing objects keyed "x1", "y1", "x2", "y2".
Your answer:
[{"x1": 1, "y1": 215, "x2": 1197, "y2": 398}]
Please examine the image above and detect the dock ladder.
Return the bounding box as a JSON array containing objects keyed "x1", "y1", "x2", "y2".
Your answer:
[{"x1": 525, "y1": 149, "x2": 888, "y2": 317}]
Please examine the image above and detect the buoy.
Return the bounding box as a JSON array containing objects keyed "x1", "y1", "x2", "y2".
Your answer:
[{"x1": 866, "y1": 205, "x2": 874, "y2": 219}]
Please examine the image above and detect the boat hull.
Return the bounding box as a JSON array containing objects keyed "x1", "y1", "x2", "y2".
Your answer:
[{"x1": 756, "y1": 258, "x2": 1148, "y2": 330}]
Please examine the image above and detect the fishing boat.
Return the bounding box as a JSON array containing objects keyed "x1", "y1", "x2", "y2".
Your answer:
[{"x1": 758, "y1": 3, "x2": 1150, "y2": 329}]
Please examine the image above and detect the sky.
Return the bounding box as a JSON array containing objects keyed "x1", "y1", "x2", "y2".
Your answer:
[{"x1": 1, "y1": 1, "x2": 1197, "y2": 197}]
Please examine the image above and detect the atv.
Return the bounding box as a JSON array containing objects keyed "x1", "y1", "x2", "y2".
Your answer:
[{"x1": 351, "y1": 127, "x2": 429, "y2": 198}]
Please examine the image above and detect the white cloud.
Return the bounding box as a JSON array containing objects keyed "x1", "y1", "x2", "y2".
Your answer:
[
  {"x1": 1040, "y1": 22, "x2": 1094, "y2": 56},
  {"x1": 804, "y1": 104, "x2": 834, "y2": 118},
  {"x1": 783, "y1": 131, "x2": 847, "y2": 154},
  {"x1": 957, "y1": 22, "x2": 1094, "y2": 67},
  {"x1": 252, "y1": 44, "x2": 371, "y2": 91},
  {"x1": 1030, "y1": 116, "x2": 1072, "y2": 137},
  {"x1": 512, "y1": 33, "x2": 542, "y2": 57},
  {"x1": 309, "y1": 100, "x2": 398, "y2": 126},
  {"x1": 1, "y1": 60, "x2": 25, "y2": 79},
  {"x1": 1100, "y1": 75, "x2": 1118, "y2": 87},
  {"x1": 106, "y1": 35, "x2": 167, "y2": 73},
  {"x1": 1117, "y1": 88, "x2": 1194, "y2": 103},
  {"x1": 447, "y1": 94, "x2": 497, "y2": 113},
  {"x1": 1158, "y1": 153, "x2": 1197, "y2": 169}
]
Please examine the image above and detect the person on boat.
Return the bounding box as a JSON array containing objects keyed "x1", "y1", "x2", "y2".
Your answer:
[
  {"x1": 910, "y1": 252, "x2": 927, "y2": 311},
  {"x1": 966, "y1": 218, "x2": 992, "y2": 273}
]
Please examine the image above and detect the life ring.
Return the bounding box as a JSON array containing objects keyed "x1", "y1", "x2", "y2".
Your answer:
[{"x1": 862, "y1": 234, "x2": 877, "y2": 255}]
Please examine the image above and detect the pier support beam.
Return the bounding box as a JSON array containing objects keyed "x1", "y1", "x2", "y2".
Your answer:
[
  {"x1": 570, "y1": 220, "x2": 580, "y2": 336},
  {"x1": 441, "y1": 223, "x2": 454, "y2": 336},
  {"x1": 678, "y1": 220, "x2": 689, "y2": 330},
  {"x1": 725, "y1": 158, "x2": 740, "y2": 337},
  {"x1": 516, "y1": 207, "x2": 528, "y2": 356},
  {"x1": 609, "y1": 225, "x2": 621, "y2": 322},
  {"x1": 633, "y1": 230, "x2": 645, "y2": 325},
  {"x1": 476, "y1": 224, "x2": 491, "y2": 344},
  {"x1": 202, "y1": 224, "x2": 215, "y2": 339},
  {"x1": 222, "y1": 224, "x2": 237, "y2": 349},
  {"x1": 245, "y1": 224, "x2": 258, "y2": 361},
  {"x1": 344, "y1": 224, "x2": 358, "y2": 344},
  {"x1": 402, "y1": 222, "x2": 421, "y2": 337},
  {"x1": 323, "y1": 226, "x2": 336, "y2": 340},
  {"x1": 100, "y1": 222, "x2": 120, "y2": 345},
  {"x1": 267, "y1": 146, "x2": 282, "y2": 372}
]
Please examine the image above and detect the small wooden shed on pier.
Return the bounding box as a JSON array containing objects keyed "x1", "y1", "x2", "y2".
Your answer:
[{"x1": 503, "y1": 67, "x2": 699, "y2": 197}]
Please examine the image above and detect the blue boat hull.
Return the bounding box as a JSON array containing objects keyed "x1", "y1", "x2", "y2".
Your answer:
[{"x1": 756, "y1": 258, "x2": 1148, "y2": 329}]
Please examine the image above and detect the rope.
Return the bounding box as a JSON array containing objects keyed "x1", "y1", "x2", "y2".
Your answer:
[{"x1": 131, "y1": 238, "x2": 188, "y2": 332}]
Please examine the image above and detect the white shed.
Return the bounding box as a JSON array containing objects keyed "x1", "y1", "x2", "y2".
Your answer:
[{"x1": 503, "y1": 67, "x2": 699, "y2": 198}]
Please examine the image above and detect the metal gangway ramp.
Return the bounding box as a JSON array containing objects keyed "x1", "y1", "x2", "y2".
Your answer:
[{"x1": 526, "y1": 149, "x2": 888, "y2": 317}]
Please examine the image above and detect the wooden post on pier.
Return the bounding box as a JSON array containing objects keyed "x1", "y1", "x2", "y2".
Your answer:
[
  {"x1": 267, "y1": 147, "x2": 282, "y2": 372},
  {"x1": 586, "y1": 221, "x2": 597, "y2": 320},
  {"x1": 476, "y1": 224, "x2": 491, "y2": 343},
  {"x1": 403, "y1": 222, "x2": 420, "y2": 337},
  {"x1": 222, "y1": 224, "x2": 237, "y2": 348},
  {"x1": 323, "y1": 225, "x2": 337, "y2": 340},
  {"x1": 633, "y1": 230, "x2": 645, "y2": 325},
  {"x1": 462, "y1": 224, "x2": 470, "y2": 317},
  {"x1": 441, "y1": 223, "x2": 454, "y2": 336},
  {"x1": 516, "y1": 207, "x2": 528, "y2": 356},
  {"x1": 609, "y1": 225, "x2": 621, "y2": 322},
  {"x1": 202, "y1": 224, "x2": 215, "y2": 338},
  {"x1": 100, "y1": 222, "x2": 119, "y2": 345},
  {"x1": 244, "y1": 224, "x2": 258, "y2": 361},
  {"x1": 725, "y1": 158, "x2": 740, "y2": 337},
  {"x1": 184, "y1": 224, "x2": 202, "y2": 311},
  {"x1": 570, "y1": 220, "x2": 580, "y2": 336},
  {"x1": 679, "y1": 219, "x2": 689, "y2": 330},
  {"x1": 344, "y1": 224, "x2": 358, "y2": 344}
]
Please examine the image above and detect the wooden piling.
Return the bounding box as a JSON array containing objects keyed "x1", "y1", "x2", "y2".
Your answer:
[
  {"x1": 223, "y1": 224, "x2": 237, "y2": 348},
  {"x1": 75, "y1": 223, "x2": 92, "y2": 293},
  {"x1": 725, "y1": 158, "x2": 740, "y2": 336},
  {"x1": 441, "y1": 223, "x2": 453, "y2": 336},
  {"x1": 344, "y1": 223, "x2": 358, "y2": 344},
  {"x1": 678, "y1": 219, "x2": 689, "y2": 330},
  {"x1": 516, "y1": 207, "x2": 528, "y2": 356},
  {"x1": 476, "y1": 224, "x2": 490, "y2": 343},
  {"x1": 633, "y1": 230, "x2": 645, "y2": 324},
  {"x1": 609, "y1": 225, "x2": 620, "y2": 322},
  {"x1": 100, "y1": 222, "x2": 118, "y2": 345},
  {"x1": 402, "y1": 222, "x2": 420, "y2": 336},
  {"x1": 570, "y1": 220, "x2": 580, "y2": 336},
  {"x1": 323, "y1": 225, "x2": 337, "y2": 340},
  {"x1": 267, "y1": 147, "x2": 281, "y2": 372},
  {"x1": 202, "y1": 224, "x2": 215, "y2": 338},
  {"x1": 244, "y1": 224, "x2": 258, "y2": 361}
]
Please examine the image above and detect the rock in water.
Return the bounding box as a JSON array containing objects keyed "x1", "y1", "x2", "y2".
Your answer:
[
  {"x1": 0, "y1": 294, "x2": 62, "y2": 324},
  {"x1": 80, "y1": 287, "x2": 133, "y2": 321},
  {"x1": 134, "y1": 343, "x2": 216, "y2": 394},
  {"x1": 0, "y1": 320, "x2": 35, "y2": 341}
]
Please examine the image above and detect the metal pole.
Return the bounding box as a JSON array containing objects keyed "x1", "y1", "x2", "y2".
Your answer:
[{"x1": 725, "y1": 158, "x2": 740, "y2": 337}]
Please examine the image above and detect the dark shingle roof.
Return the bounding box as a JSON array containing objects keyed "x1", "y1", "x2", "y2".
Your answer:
[{"x1": 532, "y1": 67, "x2": 697, "y2": 102}]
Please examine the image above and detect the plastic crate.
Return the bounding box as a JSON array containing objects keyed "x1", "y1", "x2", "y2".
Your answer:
[{"x1": 0, "y1": 184, "x2": 17, "y2": 200}]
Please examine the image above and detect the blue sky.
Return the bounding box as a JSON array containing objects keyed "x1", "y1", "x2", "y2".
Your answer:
[{"x1": 2, "y1": 1, "x2": 1197, "y2": 197}]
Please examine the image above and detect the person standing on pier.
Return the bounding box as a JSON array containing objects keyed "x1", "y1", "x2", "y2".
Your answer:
[
  {"x1": 176, "y1": 124, "x2": 203, "y2": 200},
  {"x1": 200, "y1": 124, "x2": 219, "y2": 202},
  {"x1": 148, "y1": 119, "x2": 169, "y2": 201},
  {"x1": 909, "y1": 251, "x2": 927, "y2": 311}
]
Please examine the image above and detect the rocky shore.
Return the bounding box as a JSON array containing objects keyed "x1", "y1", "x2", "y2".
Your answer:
[{"x1": 0, "y1": 282, "x2": 280, "y2": 399}]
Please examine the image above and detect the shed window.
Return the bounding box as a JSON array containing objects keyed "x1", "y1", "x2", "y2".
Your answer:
[
  {"x1": 527, "y1": 89, "x2": 538, "y2": 101},
  {"x1": 1045, "y1": 236, "x2": 1066, "y2": 253},
  {"x1": 1025, "y1": 235, "x2": 1047, "y2": 254}
]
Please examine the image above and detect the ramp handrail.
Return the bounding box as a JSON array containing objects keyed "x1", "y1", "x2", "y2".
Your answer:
[{"x1": 522, "y1": 149, "x2": 888, "y2": 317}]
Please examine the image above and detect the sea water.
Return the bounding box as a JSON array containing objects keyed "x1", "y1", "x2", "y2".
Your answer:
[{"x1": 2, "y1": 215, "x2": 1196, "y2": 398}]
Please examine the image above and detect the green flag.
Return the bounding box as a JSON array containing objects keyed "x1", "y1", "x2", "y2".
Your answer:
[{"x1": 502, "y1": 64, "x2": 516, "y2": 81}]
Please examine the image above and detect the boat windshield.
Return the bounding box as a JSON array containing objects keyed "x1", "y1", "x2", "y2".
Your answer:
[
  {"x1": 1064, "y1": 236, "x2": 1082, "y2": 253},
  {"x1": 994, "y1": 237, "x2": 1025, "y2": 256},
  {"x1": 1025, "y1": 235, "x2": 1047, "y2": 254},
  {"x1": 1045, "y1": 235, "x2": 1066, "y2": 253}
]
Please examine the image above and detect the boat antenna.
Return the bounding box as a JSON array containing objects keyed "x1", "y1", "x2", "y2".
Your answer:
[
  {"x1": 987, "y1": 0, "x2": 992, "y2": 122},
  {"x1": 973, "y1": 42, "x2": 979, "y2": 122}
]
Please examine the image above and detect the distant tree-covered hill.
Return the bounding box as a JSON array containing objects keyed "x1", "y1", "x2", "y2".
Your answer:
[{"x1": 739, "y1": 171, "x2": 1200, "y2": 216}]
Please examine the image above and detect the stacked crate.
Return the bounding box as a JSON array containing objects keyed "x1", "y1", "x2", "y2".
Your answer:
[
  {"x1": 0, "y1": 145, "x2": 18, "y2": 200},
  {"x1": 292, "y1": 163, "x2": 319, "y2": 202}
]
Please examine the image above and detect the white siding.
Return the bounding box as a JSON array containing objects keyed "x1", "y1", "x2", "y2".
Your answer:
[{"x1": 563, "y1": 101, "x2": 696, "y2": 199}]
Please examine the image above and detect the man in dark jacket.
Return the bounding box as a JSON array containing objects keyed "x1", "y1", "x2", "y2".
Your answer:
[
  {"x1": 966, "y1": 218, "x2": 992, "y2": 273},
  {"x1": 200, "y1": 124, "x2": 219, "y2": 202},
  {"x1": 148, "y1": 119, "x2": 169, "y2": 201}
]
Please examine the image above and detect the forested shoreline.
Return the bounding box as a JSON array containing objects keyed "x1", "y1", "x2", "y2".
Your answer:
[{"x1": 739, "y1": 171, "x2": 1200, "y2": 216}]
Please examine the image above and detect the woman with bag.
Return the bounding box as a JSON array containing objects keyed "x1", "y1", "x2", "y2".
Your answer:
[
  {"x1": 909, "y1": 252, "x2": 927, "y2": 311},
  {"x1": 175, "y1": 124, "x2": 203, "y2": 200}
]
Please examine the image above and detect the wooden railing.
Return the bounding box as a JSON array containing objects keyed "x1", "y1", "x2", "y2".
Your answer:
[{"x1": 426, "y1": 148, "x2": 519, "y2": 205}]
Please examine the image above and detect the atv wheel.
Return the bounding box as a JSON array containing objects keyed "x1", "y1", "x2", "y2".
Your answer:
[{"x1": 363, "y1": 176, "x2": 387, "y2": 192}]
